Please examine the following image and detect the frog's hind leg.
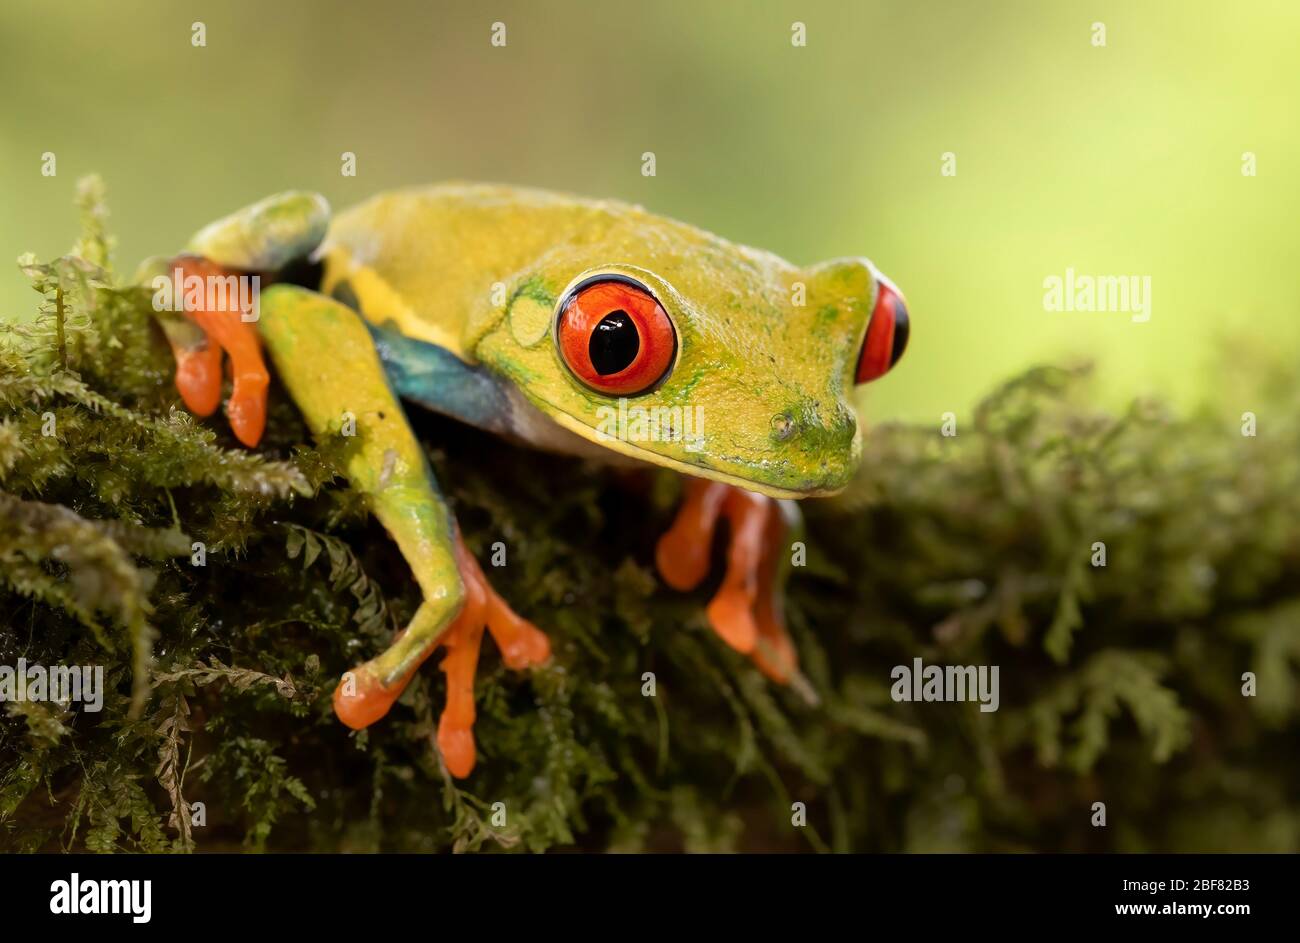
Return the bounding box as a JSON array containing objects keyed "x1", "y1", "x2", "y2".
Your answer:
[
  {"x1": 258, "y1": 284, "x2": 550, "y2": 778},
  {"x1": 656, "y1": 479, "x2": 802, "y2": 685}
]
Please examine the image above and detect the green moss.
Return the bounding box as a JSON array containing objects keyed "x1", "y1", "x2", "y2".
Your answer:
[{"x1": 1, "y1": 180, "x2": 1297, "y2": 853}]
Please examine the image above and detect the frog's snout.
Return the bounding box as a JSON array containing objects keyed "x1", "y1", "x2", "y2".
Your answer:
[
  {"x1": 771, "y1": 399, "x2": 856, "y2": 445},
  {"x1": 764, "y1": 400, "x2": 858, "y2": 492}
]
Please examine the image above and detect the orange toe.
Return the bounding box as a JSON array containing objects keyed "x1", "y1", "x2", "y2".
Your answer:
[
  {"x1": 751, "y1": 503, "x2": 797, "y2": 682},
  {"x1": 487, "y1": 600, "x2": 552, "y2": 670},
  {"x1": 655, "y1": 478, "x2": 728, "y2": 590},
  {"x1": 436, "y1": 606, "x2": 486, "y2": 777},
  {"x1": 452, "y1": 535, "x2": 551, "y2": 671},
  {"x1": 227, "y1": 375, "x2": 269, "y2": 447},
  {"x1": 706, "y1": 585, "x2": 759, "y2": 653},
  {"x1": 437, "y1": 720, "x2": 477, "y2": 779},
  {"x1": 173, "y1": 343, "x2": 223, "y2": 417},
  {"x1": 703, "y1": 487, "x2": 768, "y2": 652},
  {"x1": 333, "y1": 664, "x2": 414, "y2": 729}
]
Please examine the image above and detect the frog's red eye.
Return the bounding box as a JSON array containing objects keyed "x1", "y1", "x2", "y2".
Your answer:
[
  {"x1": 855, "y1": 276, "x2": 910, "y2": 384},
  {"x1": 556, "y1": 276, "x2": 677, "y2": 396}
]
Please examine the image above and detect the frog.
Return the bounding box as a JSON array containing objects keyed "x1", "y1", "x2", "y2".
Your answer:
[{"x1": 145, "y1": 184, "x2": 909, "y2": 778}]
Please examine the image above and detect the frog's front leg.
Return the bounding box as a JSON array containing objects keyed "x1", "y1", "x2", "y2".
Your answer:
[
  {"x1": 149, "y1": 191, "x2": 332, "y2": 447},
  {"x1": 656, "y1": 479, "x2": 802, "y2": 683},
  {"x1": 255, "y1": 285, "x2": 550, "y2": 776}
]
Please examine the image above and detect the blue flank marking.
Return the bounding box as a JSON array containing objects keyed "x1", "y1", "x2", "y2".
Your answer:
[{"x1": 365, "y1": 323, "x2": 513, "y2": 436}]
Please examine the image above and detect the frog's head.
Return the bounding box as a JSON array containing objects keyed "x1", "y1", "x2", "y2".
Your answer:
[{"x1": 472, "y1": 230, "x2": 908, "y2": 499}]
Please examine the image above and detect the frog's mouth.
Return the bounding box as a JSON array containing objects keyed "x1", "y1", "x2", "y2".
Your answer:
[
  {"x1": 494, "y1": 381, "x2": 849, "y2": 498},
  {"x1": 540, "y1": 406, "x2": 845, "y2": 500}
]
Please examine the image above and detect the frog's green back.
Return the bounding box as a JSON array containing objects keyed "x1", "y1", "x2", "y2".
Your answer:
[{"x1": 319, "y1": 183, "x2": 797, "y2": 359}]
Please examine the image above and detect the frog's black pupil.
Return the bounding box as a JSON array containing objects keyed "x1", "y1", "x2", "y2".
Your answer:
[
  {"x1": 889, "y1": 297, "x2": 910, "y2": 367},
  {"x1": 589, "y1": 311, "x2": 639, "y2": 375}
]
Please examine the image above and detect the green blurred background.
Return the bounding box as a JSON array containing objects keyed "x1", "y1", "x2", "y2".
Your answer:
[{"x1": 1, "y1": 0, "x2": 1296, "y2": 422}]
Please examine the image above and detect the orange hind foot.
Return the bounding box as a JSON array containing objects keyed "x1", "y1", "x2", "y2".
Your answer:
[{"x1": 655, "y1": 478, "x2": 798, "y2": 683}]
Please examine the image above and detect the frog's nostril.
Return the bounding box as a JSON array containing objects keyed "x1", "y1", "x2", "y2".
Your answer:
[{"x1": 770, "y1": 412, "x2": 796, "y2": 442}]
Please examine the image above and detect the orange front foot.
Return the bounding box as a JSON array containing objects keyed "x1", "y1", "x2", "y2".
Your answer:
[
  {"x1": 656, "y1": 478, "x2": 798, "y2": 683},
  {"x1": 162, "y1": 255, "x2": 269, "y2": 447},
  {"x1": 332, "y1": 535, "x2": 551, "y2": 779}
]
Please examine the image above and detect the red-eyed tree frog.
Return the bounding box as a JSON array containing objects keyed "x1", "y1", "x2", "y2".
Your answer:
[{"x1": 145, "y1": 185, "x2": 909, "y2": 777}]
